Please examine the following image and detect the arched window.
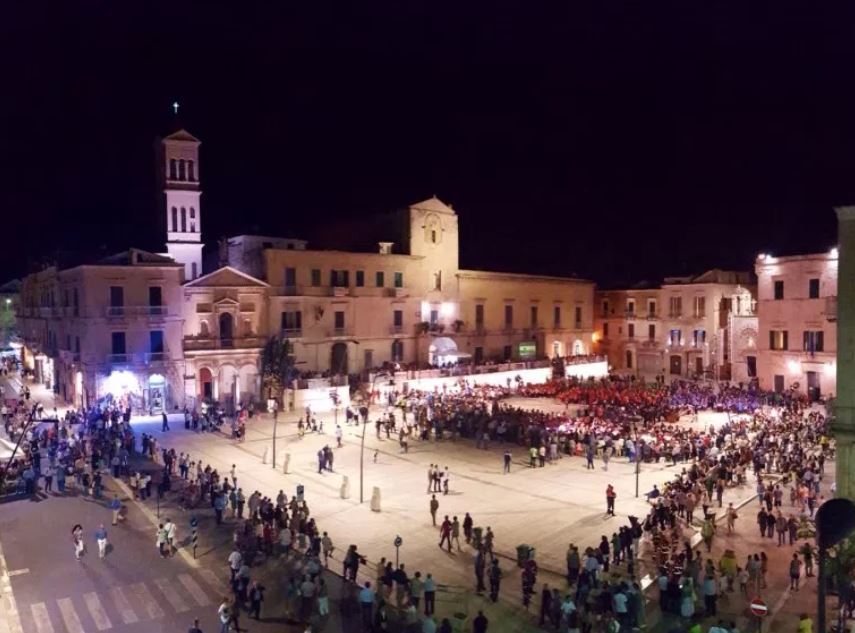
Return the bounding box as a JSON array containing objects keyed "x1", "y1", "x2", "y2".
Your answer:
[
  {"x1": 169, "y1": 159, "x2": 177, "y2": 180},
  {"x1": 189, "y1": 207, "x2": 196, "y2": 232},
  {"x1": 178, "y1": 159, "x2": 186, "y2": 180},
  {"x1": 171, "y1": 207, "x2": 178, "y2": 232},
  {"x1": 180, "y1": 207, "x2": 187, "y2": 232},
  {"x1": 200, "y1": 320, "x2": 209, "y2": 337},
  {"x1": 188, "y1": 160, "x2": 195, "y2": 181}
]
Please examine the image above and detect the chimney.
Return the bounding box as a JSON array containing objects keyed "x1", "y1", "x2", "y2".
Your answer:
[{"x1": 378, "y1": 242, "x2": 394, "y2": 255}]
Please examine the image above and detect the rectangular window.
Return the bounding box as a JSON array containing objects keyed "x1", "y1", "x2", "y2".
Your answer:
[
  {"x1": 393, "y1": 272, "x2": 403, "y2": 288},
  {"x1": 75, "y1": 336, "x2": 80, "y2": 353},
  {"x1": 474, "y1": 346, "x2": 484, "y2": 364},
  {"x1": 280, "y1": 311, "x2": 302, "y2": 332},
  {"x1": 109, "y1": 286, "x2": 124, "y2": 307},
  {"x1": 311, "y1": 269, "x2": 321, "y2": 287},
  {"x1": 393, "y1": 310, "x2": 403, "y2": 328},
  {"x1": 553, "y1": 306, "x2": 561, "y2": 328},
  {"x1": 475, "y1": 304, "x2": 485, "y2": 327},
  {"x1": 693, "y1": 329, "x2": 706, "y2": 346},
  {"x1": 284, "y1": 267, "x2": 297, "y2": 290},
  {"x1": 774, "y1": 280, "x2": 784, "y2": 300},
  {"x1": 375, "y1": 271, "x2": 385, "y2": 287},
  {"x1": 669, "y1": 296, "x2": 682, "y2": 317},
  {"x1": 503, "y1": 345, "x2": 512, "y2": 360},
  {"x1": 808, "y1": 278, "x2": 820, "y2": 299},
  {"x1": 603, "y1": 322, "x2": 609, "y2": 337},
  {"x1": 774, "y1": 375, "x2": 785, "y2": 393},
  {"x1": 648, "y1": 300, "x2": 656, "y2": 317},
  {"x1": 803, "y1": 330, "x2": 824, "y2": 353},
  {"x1": 694, "y1": 296, "x2": 705, "y2": 318},
  {"x1": 769, "y1": 330, "x2": 789, "y2": 351},
  {"x1": 574, "y1": 306, "x2": 582, "y2": 327},
  {"x1": 530, "y1": 306, "x2": 538, "y2": 327},
  {"x1": 330, "y1": 269, "x2": 349, "y2": 287},
  {"x1": 602, "y1": 300, "x2": 609, "y2": 316},
  {"x1": 111, "y1": 332, "x2": 126, "y2": 356},
  {"x1": 669, "y1": 329, "x2": 681, "y2": 345},
  {"x1": 149, "y1": 330, "x2": 164, "y2": 355},
  {"x1": 334, "y1": 311, "x2": 345, "y2": 331},
  {"x1": 628, "y1": 323, "x2": 635, "y2": 339},
  {"x1": 504, "y1": 305, "x2": 513, "y2": 327},
  {"x1": 148, "y1": 286, "x2": 162, "y2": 306},
  {"x1": 430, "y1": 309, "x2": 439, "y2": 325},
  {"x1": 73, "y1": 288, "x2": 79, "y2": 317},
  {"x1": 648, "y1": 324, "x2": 655, "y2": 340},
  {"x1": 355, "y1": 270, "x2": 365, "y2": 287},
  {"x1": 626, "y1": 300, "x2": 635, "y2": 316}
]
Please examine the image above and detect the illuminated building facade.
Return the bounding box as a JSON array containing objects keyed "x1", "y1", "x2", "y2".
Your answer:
[
  {"x1": 594, "y1": 270, "x2": 755, "y2": 381},
  {"x1": 755, "y1": 250, "x2": 838, "y2": 399},
  {"x1": 17, "y1": 126, "x2": 596, "y2": 411}
]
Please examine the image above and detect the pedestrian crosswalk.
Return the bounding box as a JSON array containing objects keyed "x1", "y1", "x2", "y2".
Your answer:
[{"x1": 20, "y1": 569, "x2": 223, "y2": 633}]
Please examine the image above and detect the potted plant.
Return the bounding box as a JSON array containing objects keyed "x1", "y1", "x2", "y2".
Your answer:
[{"x1": 452, "y1": 319, "x2": 464, "y2": 333}]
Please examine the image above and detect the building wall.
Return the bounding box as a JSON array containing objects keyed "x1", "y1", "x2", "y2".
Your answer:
[
  {"x1": 17, "y1": 257, "x2": 186, "y2": 410},
  {"x1": 755, "y1": 252, "x2": 837, "y2": 397}
]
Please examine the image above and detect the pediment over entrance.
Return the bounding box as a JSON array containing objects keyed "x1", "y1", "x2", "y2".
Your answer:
[{"x1": 184, "y1": 266, "x2": 269, "y2": 288}]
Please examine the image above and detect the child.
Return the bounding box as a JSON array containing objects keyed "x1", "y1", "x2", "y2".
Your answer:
[{"x1": 737, "y1": 567, "x2": 749, "y2": 596}]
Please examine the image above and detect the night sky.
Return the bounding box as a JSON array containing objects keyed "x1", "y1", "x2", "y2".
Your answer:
[{"x1": 1, "y1": 3, "x2": 852, "y2": 286}]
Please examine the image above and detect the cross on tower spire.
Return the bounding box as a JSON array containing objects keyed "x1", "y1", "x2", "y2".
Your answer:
[{"x1": 172, "y1": 101, "x2": 180, "y2": 115}]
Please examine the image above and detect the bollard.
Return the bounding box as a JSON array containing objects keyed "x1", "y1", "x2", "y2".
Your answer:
[
  {"x1": 282, "y1": 453, "x2": 291, "y2": 474},
  {"x1": 340, "y1": 475, "x2": 350, "y2": 499},
  {"x1": 370, "y1": 486, "x2": 381, "y2": 512},
  {"x1": 262, "y1": 446, "x2": 269, "y2": 465}
]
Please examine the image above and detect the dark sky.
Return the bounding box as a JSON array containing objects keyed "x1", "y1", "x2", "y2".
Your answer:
[{"x1": 1, "y1": 2, "x2": 852, "y2": 285}]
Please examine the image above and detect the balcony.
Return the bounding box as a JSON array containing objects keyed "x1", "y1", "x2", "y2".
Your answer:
[
  {"x1": 389, "y1": 325, "x2": 405, "y2": 335},
  {"x1": 282, "y1": 285, "x2": 302, "y2": 296},
  {"x1": 502, "y1": 326, "x2": 517, "y2": 335},
  {"x1": 391, "y1": 287, "x2": 407, "y2": 298},
  {"x1": 645, "y1": 312, "x2": 658, "y2": 320},
  {"x1": 183, "y1": 336, "x2": 266, "y2": 351},
  {"x1": 330, "y1": 286, "x2": 350, "y2": 297},
  {"x1": 624, "y1": 310, "x2": 636, "y2": 319},
  {"x1": 327, "y1": 327, "x2": 352, "y2": 338},
  {"x1": 280, "y1": 328, "x2": 303, "y2": 339},
  {"x1": 106, "y1": 306, "x2": 169, "y2": 318}
]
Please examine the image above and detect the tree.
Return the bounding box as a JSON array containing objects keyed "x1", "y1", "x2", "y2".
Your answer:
[{"x1": 261, "y1": 337, "x2": 296, "y2": 403}]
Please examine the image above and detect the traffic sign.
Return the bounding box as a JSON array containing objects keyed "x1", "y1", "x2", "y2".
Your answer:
[{"x1": 749, "y1": 597, "x2": 768, "y2": 617}]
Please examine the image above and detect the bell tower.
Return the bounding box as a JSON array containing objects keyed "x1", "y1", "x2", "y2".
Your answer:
[{"x1": 160, "y1": 122, "x2": 203, "y2": 281}]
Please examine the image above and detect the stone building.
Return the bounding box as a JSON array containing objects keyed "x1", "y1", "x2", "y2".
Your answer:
[
  {"x1": 17, "y1": 125, "x2": 596, "y2": 411},
  {"x1": 594, "y1": 270, "x2": 755, "y2": 381},
  {"x1": 755, "y1": 250, "x2": 838, "y2": 399}
]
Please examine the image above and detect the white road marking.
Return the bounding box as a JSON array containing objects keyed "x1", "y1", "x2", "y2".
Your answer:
[
  {"x1": 83, "y1": 591, "x2": 113, "y2": 630},
  {"x1": 0, "y1": 532, "x2": 24, "y2": 633},
  {"x1": 197, "y1": 568, "x2": 228, "y2": 593},
  {"x1": 130, "y1": 583, "x2": 165, "y2": 619},
  {"x1": 107, "y1": 586, "x2": 138, "y2": 624},
  {"x1": 56, "y1": 598, "x2": 84, "y2": 633},
  {"x1": 178, "y1": 573, "x2": 211, "y2": 606},
  {"x1": 29, "y1": 603, "x2": 54, "y2": 633},
  {"x1": 154, "y1": 578, "x2": 189, "y2": 613},
  {"x1": 6, "y1": 570, "x2": 28, "y2": 578}
]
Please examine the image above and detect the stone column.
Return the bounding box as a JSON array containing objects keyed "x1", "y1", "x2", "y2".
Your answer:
[{"x1": 835, "y1": 206, "x2": 855, "y2": 499}]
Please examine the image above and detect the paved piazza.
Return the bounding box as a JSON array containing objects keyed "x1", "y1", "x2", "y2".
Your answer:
[{"x1": 132, "y1": 399, "x2": 748, "y2": 592}]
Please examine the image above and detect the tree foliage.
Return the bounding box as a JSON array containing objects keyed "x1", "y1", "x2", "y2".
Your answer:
[{"x1": 261, "y1": 337, "x2": 296, "y2": 400}]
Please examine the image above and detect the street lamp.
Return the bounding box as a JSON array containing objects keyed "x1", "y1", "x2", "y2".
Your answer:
[
  {"x1": 631, "y1": 415, "x2": 643, "y2": 498},
  {"x1": 360, "y1": 371, "x2": 391, "y2": 503}
]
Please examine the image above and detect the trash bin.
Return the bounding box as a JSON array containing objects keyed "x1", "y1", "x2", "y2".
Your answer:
[{"x1": 516, "y1": 544, "x2": 531, "y2": 567}]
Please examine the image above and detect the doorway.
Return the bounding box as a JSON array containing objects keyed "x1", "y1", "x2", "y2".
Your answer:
[
  {"x1": 695, "y1": 357, "x2": 703, "y2": 376},
  {"x1": 669, "y1": 355, "x2": 682, "y2": 376},
  {"x1": 199, "y1": 367, "x2": 213, "y2": 401},
  {"x1": 331, "y1": 342, "x2": 348, "y2": 375},
  {"x1": 807, "y1": 371, "x2": 820, "y2": 401},
  {"x1": 774, "y1": 374, "x2": 785, "y2": 393},
  {"x1": 219, "y1": 313, "x2": 234, "y2": 347}
]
